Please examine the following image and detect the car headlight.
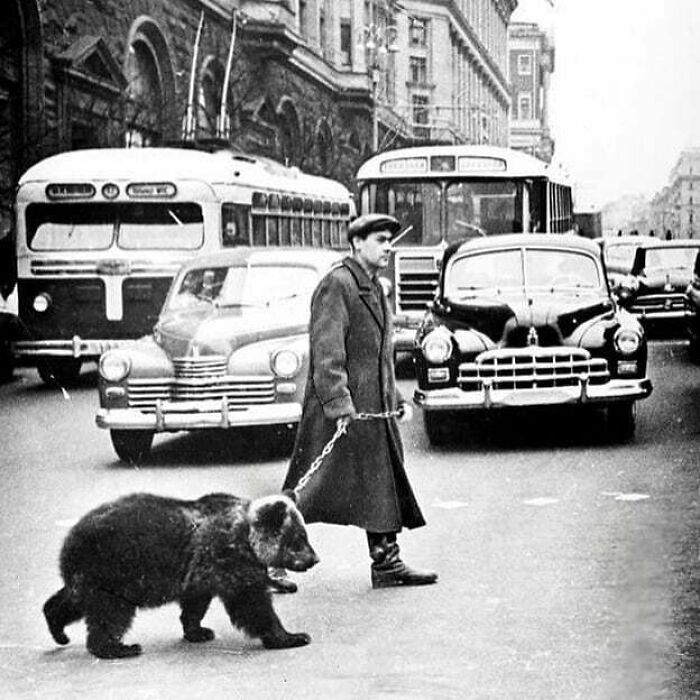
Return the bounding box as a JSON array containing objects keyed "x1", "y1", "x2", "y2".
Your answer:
[
  {"x1": 99, "y1": 352, "x2": 132, "y2": 382},
  {"x1": 421, "y1": 329, "x2": 453, "y2": 363},
  {"x1": 614, "y1": 328, "x2": 642, "y2": 355},
  {"x1": 271, "y1": 349, "x2": 301, "y2": 378},
  {"x1": 33, "y1": 293, "x2": 52, "y2": 313}
]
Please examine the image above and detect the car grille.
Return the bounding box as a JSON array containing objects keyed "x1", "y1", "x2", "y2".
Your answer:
[
  {"x1": 630, "y1": 293, "x2": 686, "y2": 315},
  {"x1": 458, "y1": 347, "x2": 610, "y2": 391},
  {"x1": 126, "y1": 356, "x2": 275, "y2": 410},
  {"x1": 396, "y1": 255, "x2": 439, "y2": 313},
  {"x1": 173, "y1": 356, "x2": 228, "y2": 378}
]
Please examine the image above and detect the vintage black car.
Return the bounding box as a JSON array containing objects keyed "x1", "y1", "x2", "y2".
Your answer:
[
  {"x1": 597, "y1": 235, "x2": 653, "y2": 291},
  {"x1": 618, "y1": 239, "x2": 700, "y2": 327},
  {"x1": 413, "y1": 234, "x2": 652, "y2": 444},
  {"x1": 684, "y1": 247, "x2": 700, "y2": 358},
  {"x1": 96, "y1": 247, "x2": 342, "y2": 462}
]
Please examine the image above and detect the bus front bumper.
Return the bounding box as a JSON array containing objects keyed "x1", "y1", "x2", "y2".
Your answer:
[
  {"x1": 96, "y1": 401, "x2": 302, "y2": 432},
  {"x1": 414, "y1": 377, "x2": 653, "y2": 411},
  {"x1": 13, "y1": 337, "x2": 137, "y2": 360}
]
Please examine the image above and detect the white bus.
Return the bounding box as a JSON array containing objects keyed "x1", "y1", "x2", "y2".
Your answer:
[
  {"x1": 355, "y1": 144, "x2": 574, "y2": 352},
  {"x1": 11, "y1": 147, "x2": 355, "y2": 384}
]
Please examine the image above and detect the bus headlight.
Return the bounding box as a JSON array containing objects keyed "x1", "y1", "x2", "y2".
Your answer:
[
  {"x1": 614, "y1": 328, "x2": 641, "y2": 356},
  {"x1": 271, "y1": 349, "x2": 301, "y2": 378},
  {"x1": 99, "y1": 352, "x2": 131, "y2": 382},
  {"x1": 33, "y1": 293, "x2": 52, "y2": 313},
  {"x1": 421, "y1": 330, "x2": 453, "y2": 364}
]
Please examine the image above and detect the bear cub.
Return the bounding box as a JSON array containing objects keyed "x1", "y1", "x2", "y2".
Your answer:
[{"x1": 43, "y1": 491, "x2": 318, "y2": 659}]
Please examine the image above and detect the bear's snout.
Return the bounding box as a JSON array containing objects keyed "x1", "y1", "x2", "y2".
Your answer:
[{"x1": 286, "y1": 546, "x2": 320, "y2": 572}]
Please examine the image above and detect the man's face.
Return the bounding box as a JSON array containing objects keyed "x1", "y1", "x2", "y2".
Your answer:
[{"x1": 353, "y1": 230, "x2": 393, "y2": 272}]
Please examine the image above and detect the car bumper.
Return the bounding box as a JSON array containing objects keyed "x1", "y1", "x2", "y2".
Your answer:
[
  {"x1": 631, "y1": 309, "x2": 691, "y2": 321},
  {"x1": 13, "y1": 337, "x2": 136, "y2": 360},
  {"x1": 96, "y1": 400, "x2": 302, "y2": 432},
  {"x1": 414, "y1": 377, "x2": 653, "y2": 411}
]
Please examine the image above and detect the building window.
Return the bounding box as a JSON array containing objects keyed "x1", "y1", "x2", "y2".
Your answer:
[
  {"x1": 340, "y1": 19, "x2": 352, "y2": 66},
  {"x1": 518, "y1": 53, "x2": 533, "y2": 75},
  {"x1": 299, "y1": 0, "x2": 308, "y2": 39},
  {"x1": 409, "y1": 17, "x2": 428, "y2": 47},
  {"x1": 409, "y1": 56, "x2": 428, "y2": 84},
  {"x1": 412, "y1": 94, "x2": 430, "y2": 139},
  {"x1": 319, "y1": 7, "x2": 328, "y2": 58},
  {"x1": 517, "y1": 93, "x2": 532, "y2": 120}
]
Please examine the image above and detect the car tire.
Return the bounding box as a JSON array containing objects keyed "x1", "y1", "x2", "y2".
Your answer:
[
  {"x1": 689, "y1": 335, "x2": 700, "y2": 364},
  {"x1": 37, "y1": 359, "x2": 82, "y2": 387},
  {"x1": 606, "y1": 401, "x2": 636, "y2": 442},
  {"x1": 423, "y1": 411, "x2": 452, "y2": 446},
  {"x1": 110, "y1": 429, "x2": 154, "y2": 464}
]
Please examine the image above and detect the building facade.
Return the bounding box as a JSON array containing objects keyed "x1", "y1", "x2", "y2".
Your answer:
[
  {"x1": 507, "y1": 21, "x2": 554, "y2": 163},
  {"x1": 650, "y1": 149, "x2": 700, "y2": 240},
  {"x1": 0, "y1": 0, "x2": 518, "y2": 243}
]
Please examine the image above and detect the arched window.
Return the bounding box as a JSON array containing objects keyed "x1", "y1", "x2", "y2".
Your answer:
[
  {"x1": 124, "y1": 18, "x2": 175, "y2": 146},
  {"x1": 315, "y1": 119, "x2": 334, "y2": 175},
  {"x1": 198, "y1": 58, "x2": 225, "y2": 137},
  {"x1": 276, "y1": 97, "x2": 300, "y2": 166}
]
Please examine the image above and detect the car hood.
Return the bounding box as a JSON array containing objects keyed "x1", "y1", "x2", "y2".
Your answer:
[
  {"x1": 441, "y1": 289, "x2": 614, "y2": 346},
  {"x1": 155, "y1": 305, "x2": 308, "y2": 358}
]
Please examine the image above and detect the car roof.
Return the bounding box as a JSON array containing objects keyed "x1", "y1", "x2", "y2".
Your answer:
[
  {"x1": 177, "y1": 247, "x2": 345, "y2": 272},
  {"x1": 633, "y1": 238, "x2": 700, "y2": 250},
  {"x1": 452, "y1": 233, "x2": 601, "y2": 255}
]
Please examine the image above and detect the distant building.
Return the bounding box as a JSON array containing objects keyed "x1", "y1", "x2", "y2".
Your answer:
[
  {"x1": 651, "y1": 149, "x2": 700, "y2": 239},
  {"x1": 507, "y1": 21, "x2": 554, "y2": 163}
]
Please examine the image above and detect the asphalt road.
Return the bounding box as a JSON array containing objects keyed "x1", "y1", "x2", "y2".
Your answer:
[{"x1": 2, "y1": 340, "x2": 700, "y2": 699}]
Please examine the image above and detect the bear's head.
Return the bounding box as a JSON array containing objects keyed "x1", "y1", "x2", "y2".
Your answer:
[{"x1": 247, "y1": 493, "x2": 319, "y2": 572}]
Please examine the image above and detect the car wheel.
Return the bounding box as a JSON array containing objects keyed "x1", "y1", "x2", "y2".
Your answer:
[
  {"x1": 0, "y1": 342, "x2": 14, "y2": 383},
  {"x1": 606, "y1": 402, "x2": 636, "y2": 442},
  {"x1": 37, "y1": 359, "x2": 82, "y2": 387},
  {"x1": 689, "y1": 335, "x2": 700, "y2": 364},
  {"x1": 110, "y1": 429, "x2": 154, "y2": 464},
  {"x1": 423, "y1": 411, "x2": 452, "y2": 446}
]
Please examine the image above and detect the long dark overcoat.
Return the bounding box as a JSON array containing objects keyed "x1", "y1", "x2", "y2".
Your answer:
[{"x1": 282, "y1": 256, "x2": 426, "y2": 532}]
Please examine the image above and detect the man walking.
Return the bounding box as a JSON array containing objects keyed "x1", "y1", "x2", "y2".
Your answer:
[{"x1": 272, "y1": 213, "x2": 437, "y2": 591}]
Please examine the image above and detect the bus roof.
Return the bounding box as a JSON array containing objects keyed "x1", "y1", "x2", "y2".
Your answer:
[
  {"x1": 19, "y1": 147, "x2": 352, "y2": 200},
  {"x1": 356, "y1": 144, "x2": 567, "y2": 183}
]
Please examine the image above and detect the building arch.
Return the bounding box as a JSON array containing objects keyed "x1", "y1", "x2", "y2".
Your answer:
[
  {"x1": 124, "y1": 16, "x2": 177, "y2": 145},
  {"x1": 314, "y1": 118, "x2": 334, "y2": 175}
]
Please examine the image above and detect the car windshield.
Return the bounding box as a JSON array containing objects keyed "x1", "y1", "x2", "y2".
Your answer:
[
  {"x1": 167, "y1": 263, "x2": 319, "y2": 311},
  {"x1": 643, "y1": 247, "x2": 698, "y2": 272},
  {"x1": 604, "y1": 243, "x2": 639, "y2": 272},
  {"x1": 445, "y1": 248, "x2": 601, "y2": 300}
]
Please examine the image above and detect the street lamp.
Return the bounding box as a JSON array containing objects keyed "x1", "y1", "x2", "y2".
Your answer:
[{"x1": 357, "y1": 23, "x2": 399, "y2": 152}]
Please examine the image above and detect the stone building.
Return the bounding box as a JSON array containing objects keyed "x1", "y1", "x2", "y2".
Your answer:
[
  {"x1": 650, "y1": 149, "x2": 700, "y2": 240},
  {"x1": 507, "y1": 21, "x2": 554, "y2": 162},
  {"x1": 1, "y1": 0, "x2": 519, "y2": 241}
]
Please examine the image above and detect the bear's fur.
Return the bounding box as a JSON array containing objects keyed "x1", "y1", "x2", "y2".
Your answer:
[{"x1": 43, "y1": 491, "x2": 318, "y2": 659}]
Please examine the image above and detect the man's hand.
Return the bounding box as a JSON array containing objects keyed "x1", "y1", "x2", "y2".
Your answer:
[
  {"x1": 397, "y1": 402, "x2": 413, "y2": 424},
  {"x1": 336, "y1": 414, "x2": 355, "y2": 432}
]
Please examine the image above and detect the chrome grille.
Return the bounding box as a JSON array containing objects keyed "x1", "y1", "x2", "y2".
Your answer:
[
  {"x1": 459, "y1": 347, "x2": 610, "y2": 391},
  {"x1": 126, "y1": 376, "x2": 275, "y2": 411},
  {"x1": 173, "y1": 356, "x2": 227, "y2": 378},
  {"x1": 396, "y1": 255, "x2": 439, "y2": 313},
  {"x1": 630, "y1": 293, "x2": 686, "y2": 314}
]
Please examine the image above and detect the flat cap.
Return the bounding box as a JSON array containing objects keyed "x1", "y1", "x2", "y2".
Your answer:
[{"x1": 347, "y1": 213, "x2": 401, "y2": 241}]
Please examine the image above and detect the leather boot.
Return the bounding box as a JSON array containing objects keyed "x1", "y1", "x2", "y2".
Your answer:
[{"x1": 368, "y1": 534, "x2": 438, "y2": 589}]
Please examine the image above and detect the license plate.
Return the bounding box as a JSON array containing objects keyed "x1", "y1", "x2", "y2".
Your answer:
[{"x1": 502, "y1": 388, "x2": 569, "y2": 406}]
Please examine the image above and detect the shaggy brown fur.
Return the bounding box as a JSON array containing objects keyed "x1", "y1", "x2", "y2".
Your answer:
[{"x1": 43, "y1": 492, "x2": 318, "y2": 659}]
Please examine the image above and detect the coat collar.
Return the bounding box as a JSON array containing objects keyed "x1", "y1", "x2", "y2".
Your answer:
[{"x1": 342, "y1": 256, "x2": 385, "y2": 330}]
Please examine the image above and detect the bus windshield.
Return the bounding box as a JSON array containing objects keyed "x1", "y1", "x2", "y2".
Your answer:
[
  {"x1": 26, "y1": 202, "x2": 204, "y2": 251},
  {"x1": 369, "y1": 178, "x2": 528, "y2": 247}
]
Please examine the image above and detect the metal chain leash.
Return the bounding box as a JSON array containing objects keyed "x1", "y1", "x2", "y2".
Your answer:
[{"x1": 293, "y1": 409, "x2": 401, "y2": 497}]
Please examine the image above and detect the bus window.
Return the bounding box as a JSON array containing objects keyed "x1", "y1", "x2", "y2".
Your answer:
[
  {"x1": 118, "y1": 203, "x2": 204, "y2": 250},
  {"x1": 27, "y1": 203, "x2": 114, "y2": 250},
  {"x1": 373, "y1": 181, "x2": 440, "y2": 246},
  {"x1": 446, "y1": 181, "x2": 520, "y2": 239},
  {"x1": 222, "y1": 203, "x2": 251, "y2": 246}
]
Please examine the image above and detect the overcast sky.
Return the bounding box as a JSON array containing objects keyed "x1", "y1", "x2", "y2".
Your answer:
[{"x1": 511, "y1": 0, "x2": 700, "y2": 208}]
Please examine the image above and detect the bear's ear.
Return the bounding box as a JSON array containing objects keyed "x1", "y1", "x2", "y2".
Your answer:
[
  {"x1": 281, "y1": 488, "x2": 297, "y2": 504},
  {"x1": 257, "y1": 499, "x2": 289, "y2": 531}
]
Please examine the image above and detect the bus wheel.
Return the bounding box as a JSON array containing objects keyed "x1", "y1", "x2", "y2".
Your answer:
[
  {"x1": 110, "y1": 429, "x2": 154, "y2": 464},
  {"x1": 37, "y1": 359, "x2": 82, "y2": 387}
]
